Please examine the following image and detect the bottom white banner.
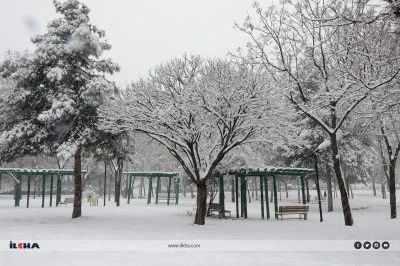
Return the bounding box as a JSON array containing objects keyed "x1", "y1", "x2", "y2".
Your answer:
[{"x1": 0, "y1": 240, "x2": 398, "y2": 252}]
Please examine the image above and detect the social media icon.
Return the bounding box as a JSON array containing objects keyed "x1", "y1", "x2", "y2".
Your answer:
[
  {"x1": 363, "y1": 241, "x2": 371, "y2": 249},
  {"x1": 354, "y1": 241, "x2": 362, "y2": 249},
  {"x1": 382, "y1": 241, "x2": 390, "y2": 249},
  {"x1": 373, "y1": 242, "x2": 380, "y2": 249}
]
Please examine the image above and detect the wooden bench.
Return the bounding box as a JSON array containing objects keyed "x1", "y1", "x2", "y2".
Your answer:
[
  {"x1": 209, "y1": 203, "x2": 231, "y2": 218},
  {"x1": 276, "y1": 205, "x2": 309, "y2": 220},
  {"x1": 59, "y1": 198, "x2": 74, "y2": 206},
  {"x1": 157, "y1": 193, "x2": 176, "y2": 203}
]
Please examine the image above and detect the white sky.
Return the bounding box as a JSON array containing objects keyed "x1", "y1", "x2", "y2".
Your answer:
[{"x1": 0, "y1": 0, "x2": 259, "y2": 87}]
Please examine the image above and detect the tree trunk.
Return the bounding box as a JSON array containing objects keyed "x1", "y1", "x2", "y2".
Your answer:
[
  {"x1": 372, "y1": 177, "x2": 376, "y2": 197},
  {"x1": 350, "y1": 184, "x2": 354, "y2": 199},
  {"x1": 190, "y1": 186, "x2": 194, "y2": 199},
  {"x1": 330, "y1": 133, "x2": 353, "y2": 226},
  {"x1": 108, "y1": 165, "x2": 112, "y2": 201},
  {"x1": 194, "y1": 182, "x2": 207, "y2": 225},
  {"x1": 327, "y1": 164, "x2": 333, "y2": 212},
  {"x1": 298, "y1": 179, "x2": 300, "y2": 203},
  {"x1": 389, "y1": 160, "x2": 397, "y2": 219},
  {"x1": 183, "y1": 179, "x2": 187, "y2": 198},
  {"x1": 143, "y1": 178, "x2": 146, "y2": 197},
  {"x1": 381, "y1": 181, "x2": 387, "y2": 199},
  {"x1": 139, "y1": 178, "x2": 143, "y2": 198},
  {"x1": 285, "y1": 182, "x2": 288, "y2": 198},
  {"x1": 72, "y1": 147, "x2": 82, "y2": 219},
  {"x1": 115, "y1": 157, "x2": 123, "y2": 206},
  {"x1": 346, "y1": 176, "x2": 350, "y2": 199},
  {"x1": 231, "y1": 177, "x2": 235, "y2": 202},
  {"x1": 270, "y1": 185, "x2": 274, "y2": 202},
  {"x1": 33, "y1": 177, "x2": 37, "y2": 199},
  {"x1": 279, "y1": 181, "x2": 281, "y2": 201},
  {"x1": 248, "y1": 187, "x2": 251, "y2": 203},
  {"x1": 99, "y1": 172, "x2": 102, "y2": 197}
]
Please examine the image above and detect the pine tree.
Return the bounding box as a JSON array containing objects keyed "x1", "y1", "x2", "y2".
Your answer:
[{"x1": 0, "y1": 0, "x2": 119, "y2": 218}]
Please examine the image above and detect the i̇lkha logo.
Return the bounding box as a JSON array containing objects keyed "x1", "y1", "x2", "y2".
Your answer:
[{"x1": 9, "y1": 241, "x2": 40, "y2": 249}]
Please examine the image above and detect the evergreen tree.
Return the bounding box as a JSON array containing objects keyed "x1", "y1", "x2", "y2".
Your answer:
[{"x1": 0, "y1": 0, "x2": 119, "y2": 218}]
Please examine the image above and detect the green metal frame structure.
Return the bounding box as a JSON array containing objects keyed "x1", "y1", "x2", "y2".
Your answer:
[
  {"x1": 0, "y1": 168, "x2": 86, "y2": 208},
  {"x1": 124, "y1": 172, "x2": 180, "y2": 205},
  {"x1": 213, "y1": 167, "x2": 313, "y2": 220}
]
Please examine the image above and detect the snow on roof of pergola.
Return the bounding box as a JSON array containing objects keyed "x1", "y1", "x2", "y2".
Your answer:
[
  {"x1": 0, "y1": 168, "x2": 86, "y2": 175},
  {"x1": 123, "y1": 172, "x2": 179, "y2": 177},
  {"x1": 220, "y1": 167, "x2": 313, "y2": 176}
]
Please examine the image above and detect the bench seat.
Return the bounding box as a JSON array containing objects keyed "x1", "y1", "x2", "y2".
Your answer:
[{"x1": 276, "y1": 205, "x2": 309, "y2": 220}]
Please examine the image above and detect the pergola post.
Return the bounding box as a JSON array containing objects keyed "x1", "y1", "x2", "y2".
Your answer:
[
  {"x1": 41, "y1": 175, "x2": 45, "y2": 208},
  {"x1": 264, "y1": 175, "x2": 270, "y2": 219},
  {"x1": 260, "y1": 175, "x2": 264, "y2": 219},
  {"x1": 147, "y1": 177, "x2": 153, "y2": 204},
  {"x1": 273, "y1": 175, "x2": 278, "y2": 219},
  {"x1": 127, "y1": 175, "x2": 132, "y2": 204},
  {"x1": 155, "y1": 176, "x2": 160, "y2": 204},
  {"x1": 175, "y1": 176, "x2": 180, "y2": 205},
  {"x1": 300, "y1": 174, "x2": 306, "y2": 204},
  {"x1": 167, "y1": 176, "x2": 172, "y2": 205},
  {"x1": 306, "y1": 177, "x2": 310, "y2": 203},
  {"x1": 49, "y1": 175, "x2": 54, "y2": 207},
  {"x1": 235, "y1": 175, "x2": 239, "y2": 218},
  {"x1": 219, "y1": 174, "x2": 225, "y2": 218},
  {"x1": 244, "y1": 177, "x2": 248, "y2": 219},
  {"x1": 240, "y1": 176, "x2": 244, "y2": 217},
  {"x1": 56, "y1": 175, "x2": 61, "y2": 207},
  {"x1": 27, "y1": 175, "x2": 31, "y2": 208}
]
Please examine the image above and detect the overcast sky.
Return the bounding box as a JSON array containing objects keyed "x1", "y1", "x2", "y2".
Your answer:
[{"x1": 0, "y1": 0, "x2": 259, "y2": 87}]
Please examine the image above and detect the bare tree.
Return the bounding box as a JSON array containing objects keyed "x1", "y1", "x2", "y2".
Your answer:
[{"x1": 99, "y1": 56, "x2": 271, "y2": 225}]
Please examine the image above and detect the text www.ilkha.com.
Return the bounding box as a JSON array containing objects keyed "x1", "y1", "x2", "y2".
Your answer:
[{"x1": 168, "y1": 243, "x2": 200, "y2": 249}]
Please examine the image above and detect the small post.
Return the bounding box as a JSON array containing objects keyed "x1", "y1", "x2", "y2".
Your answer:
[
  {"x1": 155, "y1": 176, "x2": 160, "y2": 204},
  {"x1": 219, "y1": 173, "x2": 225, "y2": 218},
  {"x1": 127, "y1": 175, "x2": 132, "y2": 204},
  {"x1": 264, "y1": 175, "x2": 270, "y2": 219},
  {"x1": 273, "y1": 175, "x2": 278, "y2": 219},
  {"x1": 27, "y1": 175, "x2": 31, "y2": 208},
  {"x1": 175, "y1": 176, "x2": 180, "y2": 205},
  {"x1": 260, "y1": 175, "x2": 264, "y2": 219},
  {"x1": 300, "y1": 174, "x2": 306, "y2": 205},
  {"x1": 49, "y1": 175, "x2": 54, "y2": 207},
  {"x1": 147, "y1": 177, "x2": 153, "y2": 204},
  {"x1": 235, "y1": 175, "x2": 239, "y2": 218},
  {"x1": 41, "y1": 175, "x2": 45, "y2": 208},
  {"x1": 167, "y1": 176, "x2": 172, "y2": 205}
]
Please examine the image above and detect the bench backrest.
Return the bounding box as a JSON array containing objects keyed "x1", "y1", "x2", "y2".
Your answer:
[
  {"x1": 209, "y1": 203, "x2": 220, "y2": 210},
  {"x1": 158, "y1": 193, "x2": 176, "y2": 198},
  {"x1": 64, "y1": 198, "x2": 74, "y2": 203},
  {"x1": 279, "y1": 206, "x2": 309, "y2": 212}
]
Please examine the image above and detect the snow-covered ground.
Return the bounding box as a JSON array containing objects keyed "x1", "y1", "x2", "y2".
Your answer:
[{"x1": 1, "y1": 189, "x2": 400, "y2": 266}]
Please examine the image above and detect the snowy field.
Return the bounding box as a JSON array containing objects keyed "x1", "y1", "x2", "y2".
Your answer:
[{"x1": 1, "y1": 189, "x2": 400, "y2": 266}]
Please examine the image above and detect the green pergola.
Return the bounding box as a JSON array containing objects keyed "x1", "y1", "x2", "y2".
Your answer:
[
  {"x1": 0, "y1": 168, "x2": 86, "y2": 208},
  {"x1": 124, "y1": 172, "x2": 180, "y2": 205},
  {"x1": 214, "y1": 167, "x2": 313, "y2": 219}
]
